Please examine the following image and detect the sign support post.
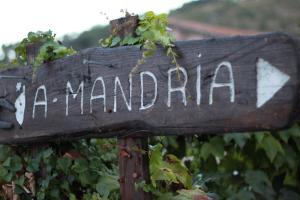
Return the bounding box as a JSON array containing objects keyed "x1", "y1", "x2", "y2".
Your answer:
[
  {"x1": 118, "y1": 137, "x2": 151, "y2": 200},
  {"x1": 110, "y1": 16, "x2": 152, "y2": 200}
]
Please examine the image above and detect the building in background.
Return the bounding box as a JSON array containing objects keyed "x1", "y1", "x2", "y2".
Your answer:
[{"x1": 168, "y1": 17, "x2": 258, "y2": 40}]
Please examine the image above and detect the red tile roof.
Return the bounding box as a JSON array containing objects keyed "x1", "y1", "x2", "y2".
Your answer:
[{"x1": 169, "y1": 17, "x2": 259, "y2": 38}]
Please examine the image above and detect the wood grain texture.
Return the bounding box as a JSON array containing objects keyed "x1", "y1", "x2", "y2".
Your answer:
[
  {"x1": 0, "y1": 32, "x2": 299, "y2": 143},
  {"x1": 110, "y1": 15, "x2": 139, "y2": 39}
]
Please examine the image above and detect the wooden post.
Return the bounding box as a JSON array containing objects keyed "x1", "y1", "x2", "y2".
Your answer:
[
  {"x1": 25, "y1": 42, "x2": 44, "y2": 199},
  {"x1": 110, "y1": 16, "x2": 151, "y2": 200},
  {"x1": 25, "y1": 42, "x2": 42, "y2": 66},
  {"x1": 2, "y1": 42, "x2": 41, "y2": 200},
  {"x1": 118, "y1": 137, "x2": 151, "y2": 200}
]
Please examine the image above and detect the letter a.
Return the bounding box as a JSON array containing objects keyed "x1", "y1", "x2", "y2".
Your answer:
[
  {"x1": 90, "y1": 77, "x2": 106, "y2": 113},
  {"x1": 32, "y1": 85, "x2": 47, "y2": 119},
  {"x1": 209, "y1": 61, "x2": 235, "y2": 105}
]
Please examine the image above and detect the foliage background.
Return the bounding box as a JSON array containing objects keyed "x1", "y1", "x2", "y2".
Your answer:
[{"x1": 0, "y1": 0, "x2": 300, "y2": 199}]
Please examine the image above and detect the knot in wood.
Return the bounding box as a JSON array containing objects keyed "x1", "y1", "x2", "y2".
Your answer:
[{"x1": 132, "y1": 172, "x2": 140, "y2": 179}]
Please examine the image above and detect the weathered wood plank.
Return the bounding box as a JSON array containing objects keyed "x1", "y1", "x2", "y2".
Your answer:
[{"x1": 0, "y1": 32, "x2": 299, "y2": 143}]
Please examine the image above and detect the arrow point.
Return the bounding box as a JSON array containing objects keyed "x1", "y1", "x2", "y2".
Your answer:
[{"x1": 256, "y1": 58, "x2": 290, "y2": 108}]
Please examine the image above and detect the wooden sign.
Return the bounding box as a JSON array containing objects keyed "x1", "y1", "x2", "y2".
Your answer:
[{"x1": 0, "y1": 33, "x2": 299, "y2": 143}]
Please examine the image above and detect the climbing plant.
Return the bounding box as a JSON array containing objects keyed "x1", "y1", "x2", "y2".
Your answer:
[
  {"x1": 176, "y1": 129, "x2": 300, "y2": 199},
  {"x1": 100, "y1": 11, "x2": 180, "y2": 74},
  {"x1": 14, "y1": 31, "x2": 76, "y2": 67}
]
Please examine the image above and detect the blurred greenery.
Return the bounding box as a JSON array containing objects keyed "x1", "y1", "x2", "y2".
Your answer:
[
  {"x1": 63, "y1": 25, "x2": 110, "y2": 50},
  {"x1": 170, "y1": 0, "x2": 300, "y2": 37}
]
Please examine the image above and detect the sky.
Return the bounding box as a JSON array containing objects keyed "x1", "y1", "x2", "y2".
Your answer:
[{"x1": 0, "y1": 0, "x2": 192, "y2": 47}]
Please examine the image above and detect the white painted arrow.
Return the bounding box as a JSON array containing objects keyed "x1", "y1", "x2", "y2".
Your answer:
[{"x1": 256, "y1": 58, "x2": 290, "y2": 108}]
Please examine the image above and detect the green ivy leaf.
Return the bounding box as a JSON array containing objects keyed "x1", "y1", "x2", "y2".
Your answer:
[
  {"x1": 78, "y1": 172, "x2": 94, "y2": 186},
  {"x1": 201, "y1": 137, "x2": 224, "y2": 160},
  {"x1": 200, "y1": 143, "x2": 213, "y2": 160},
  {"x1": 244, "y1": 170, "x2": 275, "y2": 198},
  {"x1": 50, "y1": 188, "x2": 60, "y2": 199},
  {"x1": 149, "y1": 143, "x2": 163, "y2": 167},
  {"x1": 96, "y1": 174, "x2": 119, "y2": 199},
  {"x1": 283, "y1": 171, "x2": 297, "y2": 187},
  {"x1": 228, "y1": 189, "x2": 255, "y2": 200},
  {"x1": 174, "y1": 189, "x2": 208, "y2": 200},
  {"x1": 223, "y1": 133, "x2": 250, "y2": 148},
  {"x1": 27, "y1": 158, "x2": 40, "y2": 172},
  {"x1": 254, "y1": 132, "x2": 267, "y2": 144},
  {"x1": 15, "y1": 175, "x2": 25, "y2": 186},
  {"x1": 60, "y1": 180, "x2": 71, "y2": 192},
  {"x1": 0, "y1": 145, "x2": 11, "y2": 161},
  {"x1": 0, "y1": 165, "x2": 8, "y2": 179},
  {"x1": 37, "y1": 190, "x2": 46, "y2": 200},
  {"x1": 72, "y1": 159, "x2": 89, "y2": 173},
  {"x1": 69, "y1": 193, "x2": 77, "y2": 200},
  {"x1": 110, "y1": 37, "x2": 121, "y2": 47},
  {"x1": 14, "y1": 185, "x2": 25, "y2": 195},
  {"x1": 279, "y1": 125, "x2": 300, "y2": 143},
  {"x1": 150, "y1": 144, "x2": 179, "y2": 185},
  {"x1": 166, "y1": 155, "x2": 192, "y2": 188},
  {"x1": 257, "y1": 134, "x2": 284, "y2": 162},
  {"x1": 57, "y1": 157, "x2": 72, "y2": 173},
  {"x1": 127, "y1": 37, "x2": 139, "y2": 45},
  {"x1": 3, "y1": 155, "x2": 23, "y2": 172},
  {"x1": 3, "y1": 172, "x2": 13, "y2": 182},
  {"x1": 293, "y1": 137, "x2": 300, "y2": 152}
]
